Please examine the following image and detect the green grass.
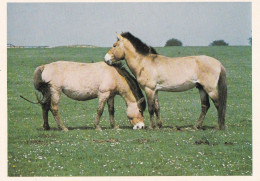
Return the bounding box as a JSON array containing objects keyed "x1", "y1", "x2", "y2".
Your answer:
[{"x1": 8, "y1": 46, "x2": 252, "y2": 176}]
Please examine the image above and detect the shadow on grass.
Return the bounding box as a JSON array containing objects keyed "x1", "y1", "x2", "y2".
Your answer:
[
  {"x1": 36, "y1": 125, "x2": 134, "y2": 131},
  {"x1": 174, "y1": 124, "x2": 216, "y2": 131},
  {"x1": 36, "y1": 125, "x2": 216, "y2": 131},
  {"x1": 68, "y1": 125, "x2": 135, "y2": 130}
]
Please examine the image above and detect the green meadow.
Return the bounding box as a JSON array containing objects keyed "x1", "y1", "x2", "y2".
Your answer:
[{"x1": 8, "y1": 46, "x2": 252, "y2": 176}]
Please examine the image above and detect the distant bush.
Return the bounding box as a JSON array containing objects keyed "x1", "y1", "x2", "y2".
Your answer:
[
  {"x1": 165, "y1": 38, "x2": 183, "y2": 46},
  {"x1": 209, "y1": 40, "x2": 229, "y2": 46}
]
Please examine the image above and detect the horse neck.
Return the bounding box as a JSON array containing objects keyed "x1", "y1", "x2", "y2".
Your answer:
[{"x1": 124, "y1": 50, "x2": 143, "y2": 78}]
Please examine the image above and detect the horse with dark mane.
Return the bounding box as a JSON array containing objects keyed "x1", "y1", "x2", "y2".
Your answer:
[{"x1": 105, "y1": 32, "x2": 227, "y2": 130}]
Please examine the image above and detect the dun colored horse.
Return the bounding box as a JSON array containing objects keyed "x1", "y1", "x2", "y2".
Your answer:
[
  {"x1": 104, "y1": 32, "x2": 227, "y2": 130},
  {"x1": 28, "y1": 61, "x2": 146, "y2": 131}
]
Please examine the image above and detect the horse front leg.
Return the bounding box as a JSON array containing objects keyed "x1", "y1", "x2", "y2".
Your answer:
[
  {"x1": 145, "y1": 88, "x2": 156, "y2": 129},
  {"x1": 107, "y1": 96, "x2": 119, "y2": 129},
  {"x1": 94, "y1": 92, "x2": 109, "y2": 130}
]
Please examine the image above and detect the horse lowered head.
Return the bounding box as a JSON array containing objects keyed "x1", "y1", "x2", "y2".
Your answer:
[{"x1": 126, "y1": 97, "x2": 145, "y2": 129}]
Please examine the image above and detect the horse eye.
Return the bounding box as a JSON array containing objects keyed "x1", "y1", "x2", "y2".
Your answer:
[
  {"x1": 113, "y1": 44, "x2": 116, "y2": 48},
  {"x1": 139, "y1": 110, "x2": 142, "y2": 113}
]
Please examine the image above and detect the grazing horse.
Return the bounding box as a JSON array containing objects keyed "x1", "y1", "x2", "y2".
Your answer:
[
  {"x1": 104, "y1": 32, "x2": 227, "y2": 130},
  {"x1": 31, "y1": 61, "x2": 146, "y2": 131}
]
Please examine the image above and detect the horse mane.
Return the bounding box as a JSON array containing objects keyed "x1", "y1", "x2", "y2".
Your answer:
[
  {"x1": 121, "y1": 32, "x2": 158, "y2": 55},
  {"x1": 114, "y1": 65, "x2": 146, "y2": 111}
]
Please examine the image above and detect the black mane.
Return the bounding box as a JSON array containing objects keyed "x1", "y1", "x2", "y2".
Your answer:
[
  {"x1": 114, "y1": 65, "x2": 146, "y2": 112},
  {"x1": 121, "y1": 32, "x2": 158, "y2": 55}
]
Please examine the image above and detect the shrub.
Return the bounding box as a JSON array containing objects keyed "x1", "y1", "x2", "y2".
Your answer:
[
  {"x1": 209, "y1": 40, "x2": 229, "y2": 46},
  {"x1": 165, "y1": 38, "x2": 183, "y2": 46}
]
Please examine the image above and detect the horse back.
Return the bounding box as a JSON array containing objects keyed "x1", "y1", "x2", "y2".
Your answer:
[
  {"x1": 40, "y1": 61, "x2": 118, "y2": 100},
  {"x1": 153, "y1": 54, "x2": 222, "y2": 77}
]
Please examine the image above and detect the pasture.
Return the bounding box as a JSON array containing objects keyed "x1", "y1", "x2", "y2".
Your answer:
[{"x1": 8, "y1": 46, "x2": 252, "y2": 176}]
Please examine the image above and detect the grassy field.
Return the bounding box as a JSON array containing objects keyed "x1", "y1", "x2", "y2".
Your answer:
[{"x1": 7, "y1": 46, "x2": 252, "y2": 176}]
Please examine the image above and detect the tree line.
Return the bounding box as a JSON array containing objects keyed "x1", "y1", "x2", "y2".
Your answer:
[{"x1": 165, "y1": 37, "x2": 252, "y2": 46}]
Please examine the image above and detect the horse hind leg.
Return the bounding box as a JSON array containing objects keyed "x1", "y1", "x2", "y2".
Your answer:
[
  {"x1": 41, "y1": 101, "x2": 50, "y2": 130},
  {"x1": 194, "y1": 86, "x2": 210, "y2": 130},
  {"x1": 205, "y1": 87, "x2": 225, "y2": 130},
  {"x1": 154, "y1": 92, "x2": 163, "y2": 128},
  {"x1": 208, "y1": 89, "x2": 226, "y2": 130},
  {"x1": 94, "y1": 92, "x2": 110, "y2": 130},
  {"x1": 49, "y1": 89, "x2": 68, "y2": 131}
]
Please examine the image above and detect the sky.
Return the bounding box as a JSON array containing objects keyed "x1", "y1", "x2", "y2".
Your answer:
[{"x1": 7, "y1": 2, "x2": 252, "y2": 47}]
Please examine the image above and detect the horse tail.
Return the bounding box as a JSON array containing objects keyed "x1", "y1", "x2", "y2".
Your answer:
[
  {"x1": 217, "y1": 65, "x2": 227, "y2": 130},
  {"x1": 33, "y1": 65, "x2": 51, "y2": 105},
  {"x1": 33, "y1": 65, "x2": 44, "y2": 90}
]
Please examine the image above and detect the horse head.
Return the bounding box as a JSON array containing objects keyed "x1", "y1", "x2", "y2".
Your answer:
[
  {"x1": 104, "y1": 33, "x2": 127, "y2": 65},
  {"x1": 126, "y1": 97, "x2": 145, "y2": 129},
  {"x1": 105, "y1": 32, "x2": 157, "y2": 65}
]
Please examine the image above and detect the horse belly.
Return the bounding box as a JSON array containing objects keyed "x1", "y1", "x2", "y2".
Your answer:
[
  {"x1": 156, "y1": 81, "x2": 197, "y2": 92},
  {"x1": 62, "y1": 87, "x2": 98, "y2": 101},
  {"x1": 62, "y1": 78, "x2": 99, "y2": 101}
]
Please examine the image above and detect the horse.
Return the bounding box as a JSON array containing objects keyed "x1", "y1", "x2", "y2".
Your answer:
[
  {"x1": 104, "y1": 32, "x2": 227, "y2": 130},
  {"x1": 28, "y1": 61, "x2": 146, "y2": 131}
]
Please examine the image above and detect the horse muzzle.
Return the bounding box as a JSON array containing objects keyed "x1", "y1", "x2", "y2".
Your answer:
[
  {"x1": 104, "y1": 53, "x2": 113, "y2": 65},
  {"x1": 133, "y1": 122, "x2": 145, "y2": 130}
]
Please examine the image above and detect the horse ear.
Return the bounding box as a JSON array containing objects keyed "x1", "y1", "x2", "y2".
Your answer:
[{"x1": 116, "y1": 33, "x2": 123, "y2": 41}]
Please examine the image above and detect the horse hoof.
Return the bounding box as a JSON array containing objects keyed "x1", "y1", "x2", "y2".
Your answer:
[
  {"x1": 157, "y1": 122, "x2": 163, "y2": 128},
  {"x1": 43, "y1": 125, "x2": 50, "y2": 130},
  {"x1": 217, "y1": 125, "x2": 225, "y2": 130},
  {"x1": 113, "y1": 125, "x2": 120, "y2": 130},
  {"x1": 148, "y1": 126, "x2": 154, "y2": 130},
  {"x1": 62, "y1": 128, "x2": 69, "y2": 132},
  {"x1": 193, "y1": 125, "x2": 199, "y2": 130},
  {"x1": 154, "y1": 126, "x2": 160, "y2": 130},
  {"x1": 95, "y1": 126, "x2": 102, "y2": 131}
]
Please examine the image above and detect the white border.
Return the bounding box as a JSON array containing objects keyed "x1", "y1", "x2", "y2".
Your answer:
[{"x1": 1, "y1": 0, "x2": 258, "y2": 181}]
